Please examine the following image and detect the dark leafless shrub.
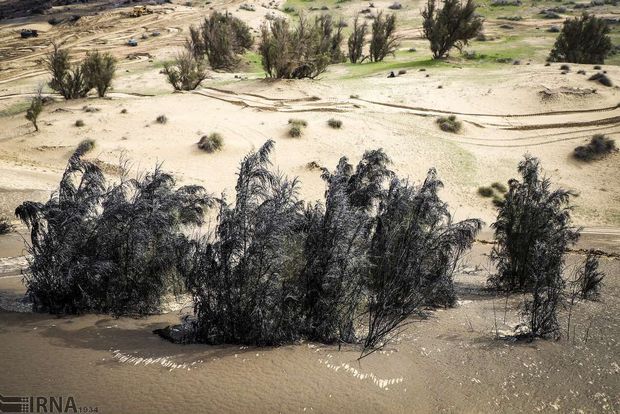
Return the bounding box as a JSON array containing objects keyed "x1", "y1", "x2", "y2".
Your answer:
[
  {"x1": 549, "y1": 14, "x2": 612, "y2": 64},
  {"x1": 75, "y1": 119, "x2": 84, "y2": 127},
  {"x1": 363, "y1": 171, "x2": 481, "y2": 354},
  {"x1": 573, "y1": 134, "x2": 617, "y2": 161},
  {"x1": 15, "y1": 151, "x2": 212, "y2": 315},
  {"x1": 184, "y1": 141, "x2": 305, "y2": 344},
  {"x1": 82, "y1": 51, "x2": 116, "y2": 97},
  {"x1": 490, "y1": 156, "x2": 580, "y2": 292},
  {"x1": 163, "y1": 51, "x2": 207, "y2": 91},
  {"x1": 348, "y1": 14, "x2": 368, "y2": 63},
  {"x1": 478, "y1": 186, "x2": 493, "y2": 197},
  {"x1": 156, "y1": 115, "x2": 168, "y2": 124},
  {"x1": 369, "y1": 12, "x2": 399, "y2": 62},
  {"x1": 422, "y1": 0, "x2": 483, "y2": 59}
]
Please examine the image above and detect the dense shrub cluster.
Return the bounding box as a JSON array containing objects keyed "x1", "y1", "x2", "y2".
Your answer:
[
  {"x1": 422, "y1": 0, "x2": 483, "y2": 59},
  {"x1": 548, "y1": 14, "x2": 612, "y2": 64},
  {"x1": 178, "y1": 141, "x2": 480, "y2": 354},
  {"x1": 16, "y1": 151, "x2": 212, "y2": 315},
  {"x1": 259, "y1": 14, "x2": 345, "y2": 79},
  {"x1": 573, "y1": 134, "x2": 617, "y2": 161},
  {"x1": 186, "y1": 12, "x2": 253, "y2": 71},
  {"x1": 490, "y1": 156, "x2": 580, "y2": 338},
  {"x1": 46, "y1": 44, "x2": 116, "y2": 99}
]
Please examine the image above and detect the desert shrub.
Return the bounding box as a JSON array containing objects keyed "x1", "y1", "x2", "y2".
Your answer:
[
  {"x1": 316, "y1": 14, "x2": 347, "y2": 63},
  {"x1": 197, "y1": 133, "x2": 223, "y2": 152},
  {"x1": 478, "y1": 186, "x2": 493, "y2": 197},
  {"x1": 156, "y1": 115, "x2": 168, "y2": 124},
  {"x1": 163, "y1": 51, "x2": 207, "y2": 91},
  {"x1": 491, "y1": 181, "x2": 508, "y2": 193},
  {"x1": 15, "y1": 151, "x2": 212, "y2": 315},
  {"x1": 46, "y1": 43, "x2": 90, "y2": 100},
  {"x1": 289, "y1": 118, "x2": 307, "y2": 127},
  {"x1": 82, "y1": 51, "x2": 116, "y2": 97},
  {"x1": 492, "y1": 195, "x2": 504, "y2": 207},
  {"x1": 289, "y1": 125, "x2": 302, "y2": 137},
  {"x1": 490, "y1": 155, "x2": 580, "y2": 292},
  {"x1": 327, "y1": 118, "x2": 342, "y2": 129},
  {"x1": 560, "y1": 64, "x2": 570, "y2": 71},
  {"x1": 75, "y1": 119, "x2": 84, "y2": 127},
  {"x1": 436, "y1": 115, "x2": 462, "y2": 133},
  {"x1": 121, "y1": 108, "x2": 127, "y2": 114},
  {"x1": 548, "y1": 14, "x2": 612, "y2": 64},
  {"x1": 491, "y1": 156, "x2": 580, "y2": 338},
  {"x1": 26, "y1": 87, "x2": 43, "y2": 132},
  {"x1": 588, "y1": 72, "x2": 612, "y2": 87},
  {"x1": 156, "y1": 142, "x2": 480, "y2": 354},
  {"x1": 0, "y1": 216, "x2": 12, "y2": 235},
  {"x1": 187, "y1": 12, "x2": 253, "y2": 70},
  {"x1": 183, "y1": 141, "x2": 305, "y2": 344},
  {"x1": 573, "y1": 134, "x2": 617, "y2": 161},
  {"x1": 369, "y1": 12, "x2": 400, "y2": 62},
  {"x1": 259, "y1": 14, "x2": 342, "y2": 79},
  {"x1": 365, "y1": 172, "x2": 481, "y2": 351},
  {"x1": 574, "y1": 251, "x2": 604, "y2": 300},
  {"x1": 348, "y1": 14, "x2": 368, "y2": 63},
  {"x1": 75, "y1": 139, "x2": 95, "y2": 155},
  {"x1": 422, "y1": 0, "x2": 483, "y2": 59}
]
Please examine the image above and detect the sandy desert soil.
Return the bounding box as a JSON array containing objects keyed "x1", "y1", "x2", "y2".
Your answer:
[{"x1": 0, "y1": 0, "x2": 619, "y2": 412}]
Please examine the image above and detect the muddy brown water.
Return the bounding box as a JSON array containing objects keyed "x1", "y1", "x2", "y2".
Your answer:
[{"x1": 1, "y1": 235, "x2": 619, "y2": 413}]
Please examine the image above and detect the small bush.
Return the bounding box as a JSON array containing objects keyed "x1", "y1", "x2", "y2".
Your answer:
[
  {"x1": 593, "y1": 65, "x2": 601, "y2": 69},
  {"x1": 163, "y1": 51, "x2": 207, "y2": 91},
  {"x1": 477, "y1": 186, "x2": 493, "y2": 197},
  {"x1": 289, "y1": 125, "x2": 302, "y2": 137},
  {"x1": 573, "y1": 134, "x2": 617, "y2": 161},
  {"x1": 491, "y1": 181, "x2": 508, "y2": 193},
  {"x1": 588, "y1": 72, "x2": 612, "y2": 87},
  {"x1": 575, "y1": 251, "x2": 604, "y2": 300},
  {"x1": 121, "y1": 108, "x2": 127, "y2": 114},
  {"x1": 197, "y1": 133, "x2": 223, "y2": 153},
  {"x1": 75, "y1": 119, "x2": 84, "y2": 127},
  {"x1": 327, "y1": 118, "x2": 342, "y2": 129},
  {"x1": 549, "y1": 14, "x2": 612, "y2": 64},
  {"x1": 560, "y1": 63, "x2": 570, "y2": 71},
  {"x1": 436, "y1": 114, "x2": 462, "y2": 133},
  {"x1": 0, "y1": 216, "x2": 12, "y2": 235},
  {"x1": 76, "y1": 139, "x2": 95, "y2": 155},
  {"x1": 288, "y1": 118, "x2": 307, "y2": 127},
  {"x1": 156, "y1": 115, "x2": 168, "y2": 124},
  {"x1": 26, "y1": 87, "x2": 44, "y2": 132}
]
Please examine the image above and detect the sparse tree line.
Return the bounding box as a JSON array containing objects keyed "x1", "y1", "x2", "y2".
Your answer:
[{"x1": 15, "y1": 140, "x2": 604, "y2": 352}]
